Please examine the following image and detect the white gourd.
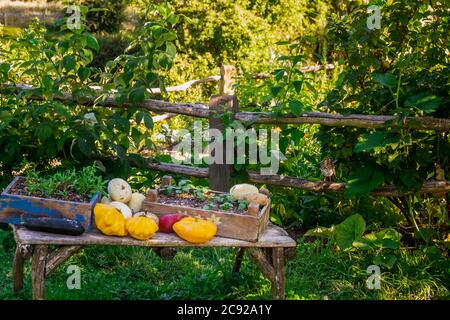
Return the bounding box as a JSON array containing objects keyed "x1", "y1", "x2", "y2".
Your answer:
[
  {"x1": 229, "y1": 184, "x2": 259, "y2": 200},
  {"x1": 108, "y1": 178, "x2": 132, "y2": 203},
  {"x1": 109, "y1": 201, "x2": 133, "y2": 219},
  {"x1": 127, "y1": 193, "x2": 146, "y2": 213}
]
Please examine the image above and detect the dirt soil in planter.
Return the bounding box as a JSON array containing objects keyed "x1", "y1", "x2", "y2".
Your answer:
[
  {"x1": 9, "y1": 178, "x2": 92, "y2": 203},
  {"x1": 157, "y1": 192, "x2": 249, "y2": 215}
]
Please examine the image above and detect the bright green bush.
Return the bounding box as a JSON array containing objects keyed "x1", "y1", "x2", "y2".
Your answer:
[{"x1": 81, "y1": 0, "x2": 129, "y2": 33}]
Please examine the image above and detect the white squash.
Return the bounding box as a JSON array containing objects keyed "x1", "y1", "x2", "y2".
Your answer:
[
  {"x1": 134, "y1": 211, "x2": 159, "y2": 225},
  {"x1": 101, "y1": 196, "x2": 112, "y2": 204},
  {"x1": 127, "y1": 192, "x2": 146, "y2": 213},
  {"x1": 108, "y1": 178, "x2": 132, "y2": 203},
  {"x1": 230, "y1": 184, "x2": 259, "y2": 200},
  {"x1": 109, "y1": 201, "x2": 133, "y2": 219}
]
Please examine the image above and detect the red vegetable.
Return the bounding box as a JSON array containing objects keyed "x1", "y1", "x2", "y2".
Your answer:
[{"x1": 159, "y1": 214, "x2": 186, "y2": 233}]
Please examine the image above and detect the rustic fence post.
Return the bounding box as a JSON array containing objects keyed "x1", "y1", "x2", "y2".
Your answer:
[
  {"x1": 207, "y1": 65, "x2": 238, "y2": 192},
  {"x1": 208, "y1": 95, "x2": 238, "y2": 192},
  {"x1": 218, "y1": 65, "x2": 237, "y2": 95}
]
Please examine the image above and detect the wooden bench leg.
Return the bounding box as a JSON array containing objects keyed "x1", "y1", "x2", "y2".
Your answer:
[
  {"x1": 232, "y1": 248, "x2": 245, "y2": 273},
  {"x1": 271, "y1": 248, "x2": 285, "y2": 300},
  {"x1": 247, "y1": 247, "x2": 286, "y2": 300},
  {"x1": 46, "y1": 246, "x2": 81, "y2": 276},
  {"x1": 32, "y1": 245, "x2": 48, "y2": 300},
  {"x1": 12, "y1": 244, "x2": 32, "y2": 294}
]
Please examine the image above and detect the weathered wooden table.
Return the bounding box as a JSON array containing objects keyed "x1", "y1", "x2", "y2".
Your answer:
[{"x1": 11, "y1": 224, "x2": 296, "y2": 300}]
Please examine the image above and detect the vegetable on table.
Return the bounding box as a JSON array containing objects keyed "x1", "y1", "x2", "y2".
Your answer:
[
  {"x1": 173, "y1": 216, "x2": 217, "y2": 244},
  {"x1": 109, "y1": 201, "x2": 133, "y2": 219},
  {"x1": 134, "y1": 211, "x2": 159, "y2": 225},
  {"x1": 22, "y1": 216, "x2": 85, "y2": 236},
  {"x1": 107, "y1": 178, "x2": 132, "y2": 203},
  {"x1": 159, "y1": 213, "x2": 186, "y2": 233},
  {"x1": 94, "y1": 203, "x2": 127, "y2": 237},
  {"x1": 126, "y1": 216, "x2": 159, "y2": 240},
  {"x1": 230, "y1": 184, "x2": 259, "y2": 200},
  {"x1": 127, "y1": 192, "x2": 146, "y2": 213},
  {"x1": 243, "y1": 193, "x2": 268, "y2": 206}
]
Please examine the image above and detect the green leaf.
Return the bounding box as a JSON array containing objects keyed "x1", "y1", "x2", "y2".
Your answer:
[
  {"x1": 289, "y1": 100, "x2": 302, "y2": 116},
  {"x1": 335, "y1": 214, "x2": 366, "y2": 250},
  {"x1": 292, "y1": 80, "x2": 303, "y2": 93},
  {"x1": 158, "y1": 53, "x2": 172, "y2": 69},
  {"x1": 372, "y1": 72, "x2": 397, "y2": 87},
  {"x1": 271, "y1": 85, "x2": 283, "y2": 97},
  {"x1": 142, "y1": 112, "x2": 154, "y2": 129},
  {"x1": 77, "y1": 67, "x2": 90, "y2": 82},
  {"x1": 373, "y1": 254, "x2": 397, "y2": 269},
  {"x1": 0, "y1": 62, "x2": 10, "y2": 74},
  {"x1": 304, "y1": 226, "x2": 335, "y2": 238},
  {"x1": 129, "y1": 86, "x2": 146, "y2": 104},
  {"x1": 163, "y1": 31, "x2": 177, "y2": 41},
  {"x1": 404, "y1": 94, "x2": 442, "y2": 114},
  {"x1": 85, "y1": 35, "x2": 100, "y2": 51},
  {"x1": 345, "y1": 168, "x2": 384, "y2": 198},
  {"x1": 273, "y1": 69, "x2": 285, "y2": 81},
  {"x1": 304, "y1": 81, "x2": 317, "y2": 95},
  {"x1": 165, "y1": 42, "x2": 177, "y2": 58},
  {"x1": 354, "y1": 131, "x2": 387, "y2": 153},
  {"x1": 42, "y1": 75, "x2": 54, "y2": 91},
  {"x1": 62, "y1": 55, "x2": 76, "y2": 72},
  {"x1": 35, "y1": 123, "x2": 52, "y2": 140}
]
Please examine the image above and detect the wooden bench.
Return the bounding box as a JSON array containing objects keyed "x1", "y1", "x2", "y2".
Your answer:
[{"x1": 11, "y1": 223, "x2": 296, "y2": 300}]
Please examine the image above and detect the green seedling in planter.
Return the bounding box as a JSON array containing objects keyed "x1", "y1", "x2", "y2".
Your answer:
[
  {"x1": 24, "y1": 163, "x2": 106, "y2": 199},
  {"x1": 164, "y1": 179, "x2": 249, "y2": 212}
]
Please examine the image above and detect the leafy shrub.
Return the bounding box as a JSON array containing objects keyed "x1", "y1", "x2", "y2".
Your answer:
[{"x1": 81, "y1": 0, "x2": 129, "y2": 33}]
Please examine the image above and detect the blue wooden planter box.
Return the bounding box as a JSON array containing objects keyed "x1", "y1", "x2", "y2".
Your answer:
[{"x1": 0, "y1": 176, "x2": 100, "y2": 229}]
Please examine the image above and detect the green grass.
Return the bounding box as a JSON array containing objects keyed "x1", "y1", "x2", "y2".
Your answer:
[{"x1": 0, "y1": 227, "x2": 448, "y2": 300}]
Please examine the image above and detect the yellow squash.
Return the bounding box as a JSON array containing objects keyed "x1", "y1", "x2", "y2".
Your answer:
[
  {"x1": 173, "y1": 217, "x2": 217, "y2": 244},
  {"x1": 94, "y1": 203, "x2": 127, "y2": 237},
  {"x1": 126, "y1": 216, "x2": 159, "y2": 241}
]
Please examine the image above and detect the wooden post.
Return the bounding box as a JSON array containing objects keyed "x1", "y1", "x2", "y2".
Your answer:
[
  {"x1": 208, "y1": 95, "x2": 238, "y2": 192},
  {"x1": 232, "y1": 248, "x2": 245, "y2": 273},
  {"x1": 12, "y1": 244, "x2": 32, "y2": 294},
  {"x1": 32, "y1": 245, "x2": 48, "y2": 300},
  {"x1": 271, "y1": 248, "x2": 285, "y2": 300},
  {"x1": 219, "y1": 65, "x2": 237, "y2": 95},
  {"x1": 45, "y1": 246, "x2": 81, "y2": 276}
]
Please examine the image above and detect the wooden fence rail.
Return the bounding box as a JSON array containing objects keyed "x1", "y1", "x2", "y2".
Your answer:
[
  {"x1": 104, "y1": 157, "x2": 450, "y2": 196},
  {"x1": 2, "y1": 63, "x2": 450, "y2": 195},
  {"x1": 6, "y1": 84, "x2": 450, "y2": 131}
]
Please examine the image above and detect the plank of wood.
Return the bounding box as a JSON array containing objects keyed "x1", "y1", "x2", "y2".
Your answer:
[
  {"x1": 232, "y1": 248, "x2": 245, "y2": 273},
  {"x1": 13, "y1": 244, "x2": 27, "y2": 294},
  {"x1": 235, "y1": 111, "x2": 450, "y2": 131},
  {"x1": 252, "y1": 64, "x2": 335, "y2": 79},
  {"x1": 219, "y1": 65, "x2": 237, "y2": 95},
  {"x1": 246, "y1": 248, "x2": 275, "y2": 282},
  {"x1": 271, "y1": 248, "x2": 285, "y2": 300},
  {"x1": 143, "y1": 201, "x2": 260, "y2": 241},
  {"x1": 45, "y1": 246, "x2": 81, "y2": 276},
  {"x1": 14, "y1": 223, "x2": 296, "y2": 248},
  {"x1": 31, "y1": 245, "x2": 47, "y2": 300},
  {"x1": 0, "y1": 177, "x2": 99, "y2": 229},
  {"x1": 257, "y1": 199, "x2": 271, "y2": 236},
  {"x1": 7, "y1": 85, "x2": 450, "y2": 131},
  {"x1": 248, "y1": 171, "x2": 450, "y2": 196},
  {"x1": 141, "y1": 160, "x2": 209, "y2": 178}
]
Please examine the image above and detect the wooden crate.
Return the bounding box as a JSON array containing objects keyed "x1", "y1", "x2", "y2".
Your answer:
[
  {"x1": 142, "y1": 176, "x2": 270, "y2": 242},
  {"x1": 0, "y1": 176, "x2": 101, "y2": 229}
]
